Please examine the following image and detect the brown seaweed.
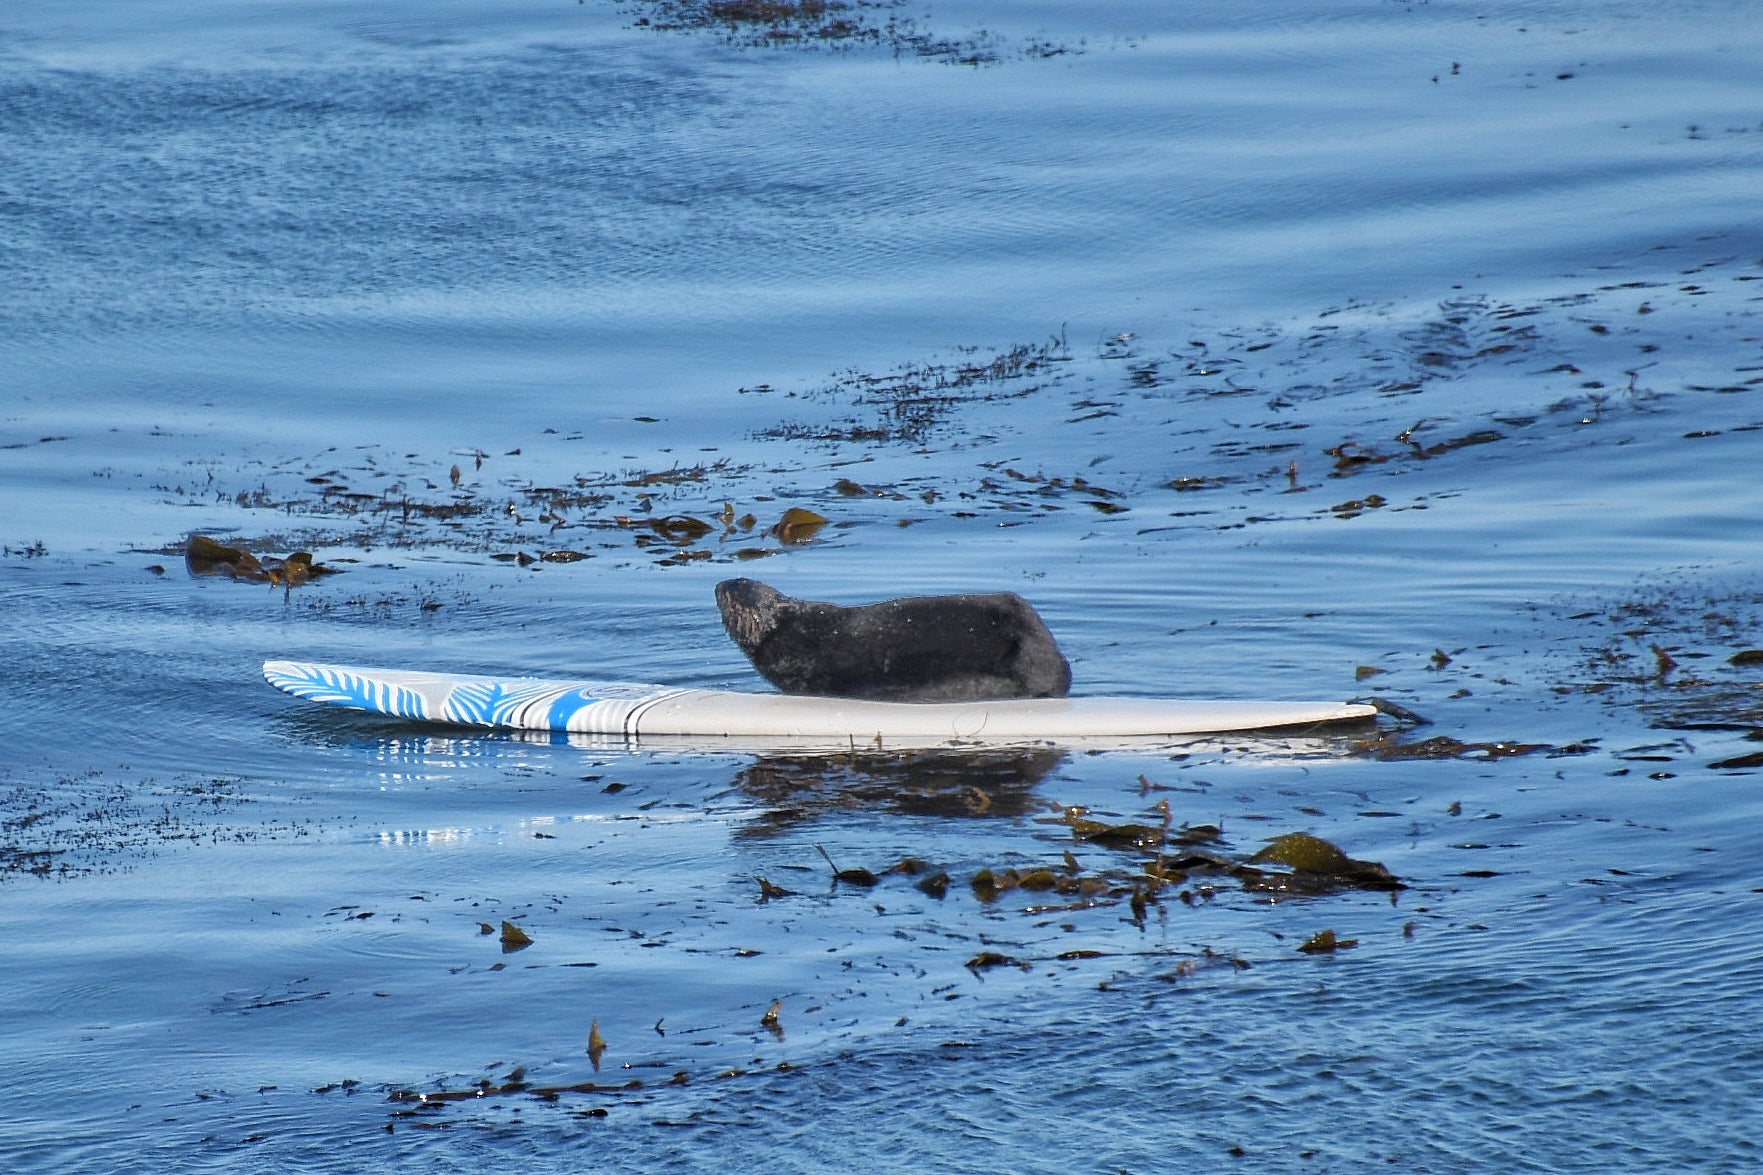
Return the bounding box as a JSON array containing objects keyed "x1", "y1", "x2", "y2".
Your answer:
[
  {"x1": 1246, "y1": 832, "x2": 1403, "y2": 892},
  {"x1": 184, "y1": 534, "x2": 338, "y2": 587}
]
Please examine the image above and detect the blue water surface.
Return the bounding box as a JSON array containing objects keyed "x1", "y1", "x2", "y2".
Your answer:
[{"x1": 4, "y1": 0, "x2": 1763, "y2": 1170}]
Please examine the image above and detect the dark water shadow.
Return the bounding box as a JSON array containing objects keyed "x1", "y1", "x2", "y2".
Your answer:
[{"x1": 729, "y1": 744, "x2": 1067, "y2": 836}]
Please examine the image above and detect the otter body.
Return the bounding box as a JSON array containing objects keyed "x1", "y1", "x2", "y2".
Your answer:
[{"x1": 715, "y1": 578, "x2": 1071, "y2": 703}]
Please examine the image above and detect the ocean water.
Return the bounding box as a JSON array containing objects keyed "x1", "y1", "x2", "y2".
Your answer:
[{"x1": 4, "y1": 0, "x2": 1762, "y2": 1170}]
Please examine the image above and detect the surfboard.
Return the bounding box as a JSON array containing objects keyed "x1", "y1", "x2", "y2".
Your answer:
[{"x1": 263, "y1": 660, "x2": 1376, "y2": 742}]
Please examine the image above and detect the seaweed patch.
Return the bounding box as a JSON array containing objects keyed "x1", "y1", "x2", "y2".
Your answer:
[
  {"x1": 183, "y1": 534, "x2": 341, "y2": 589},
  {"x1": 619, "y1": 0, "x2": 1079, "y2": 65},
  {"x1": 1554, "y1": 583, "x2": 1763, "y2": 741},
  {"x1": 140, "y1": 256, "x2": 1763, "y2": 574},
  {"x1": 753, "y1": 336, "x2": 1073, "y2": 445},
  {"x1": 1, "y1": 769, "x2": 317, "y2": 879}
]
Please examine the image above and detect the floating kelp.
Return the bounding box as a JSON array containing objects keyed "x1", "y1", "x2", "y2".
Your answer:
[
  {"x1": 622, "y1": 0, "x2": 1076, "y2": 63},
  {"x1": 815, "y1": 844, "x2": 877, "y2": 887},
  {"x1": 755, "y1": 876, "x2": 794, "y2": 901},
  {"x1": 968, "y1": 867, "x2": 1005, "y2": 903},
  {"x1": 633, "y1": 0, "x2": 887, "y2": 45},
  {"x1": 1063, "y1": 810, "x2": 1168, "y2": 851},
  {"x1": 915, "y1": 870, "x2": 951, "y2": 899},
  {"x1": 771, "y1": 507, "x2": 829, "y2": 544},
  {"x1": 812, "y1": 796, "x2": 1405, "y2": 913},
  {"x1": 1054, "y1": 800, "x2": 1224, "y2": 853},
  {"x1": 1328, "y1": 494, "x2": 1387, "y2": 519},
  {"x1": 968, "y1": 864, "x2": 1113, "y2": 905},
  {"x1": 1358, "y1": 733, "x2": 1564, "y2": 761},
  {"x1": 634, "y1": 514, "x2": 714, "y2": 543},
  {"x1": 183, "y1": 534, "x2": 338, "y2": 587},
  {"x1": 177, "y1": 455, "x2": 849, "y2": 571},
  {"x1": 757, "y1": 337, "x2": 1072, "y2": 446},
  {"x1": 1003, "y1": 803, "x2": 1410, "y2": 906},
  {"x1": 1295, "y1": 928, "x2": 1357, "y2": 954},
  {"x1": 499, "y1": 920, "x2": 534, "y2": 952},
  {"x1": 1, "y1": 770, "x2": 306, "y2": 878},
  {"x1": 159, "y1": 262, "x2": 1763, "y2": 585},
  {"x1": 587, "y1": 1020, "x2": 607, "y2": 1071},
  {"x1": 389, "y1": 1073, "x2": 643, "y2": 1106},
  {"x1": 1325, "y1": 424, "x2": 1506, "y2": 475},
  {"x1": 1245, "y1": 832, "x2": 1403, "y2": 893},
  {"x1": 983, "y1": 466, "x2": 1127, "y2": 513},
  {"x1": 1558, "y1": 588, "x2": 1763, "y2": 732},
  {"x1": 885, "y1": 857, "x2": 956, "y2": 899}
]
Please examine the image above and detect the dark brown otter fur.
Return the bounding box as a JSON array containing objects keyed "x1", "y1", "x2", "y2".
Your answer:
[{"x1": 714, "y1": 578, "x2": 1071, "y2": 703}]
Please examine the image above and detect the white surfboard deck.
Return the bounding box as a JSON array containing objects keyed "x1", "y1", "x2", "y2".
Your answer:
[{"x1": 264, "y1": 660, "x2": 1376, "y2": 744}]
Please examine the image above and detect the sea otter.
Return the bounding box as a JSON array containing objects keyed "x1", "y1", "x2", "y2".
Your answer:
[{"x1": 714, "y1": 578, "x2": 1071, "y2": 703}]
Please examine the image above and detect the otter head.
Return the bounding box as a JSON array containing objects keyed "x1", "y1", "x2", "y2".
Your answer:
[{"x1": 715, "y1": 578, "x2": 788, "y2": 651}]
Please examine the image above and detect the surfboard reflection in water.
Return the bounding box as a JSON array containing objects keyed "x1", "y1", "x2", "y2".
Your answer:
[{"x1": 730, "y1": 745, "x2": 1067, "y2": 835}]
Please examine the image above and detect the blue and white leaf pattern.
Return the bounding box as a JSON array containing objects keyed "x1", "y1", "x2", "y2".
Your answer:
[
  {"x1": 443, "y1": 680, "x2": 578, "y2": 728},
  {"x1": 264, "y1": 663, "x2": 430, "y2": 720},
  {"x1": 266, "y1": 662, "x2": 673, "y2": 732}
]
